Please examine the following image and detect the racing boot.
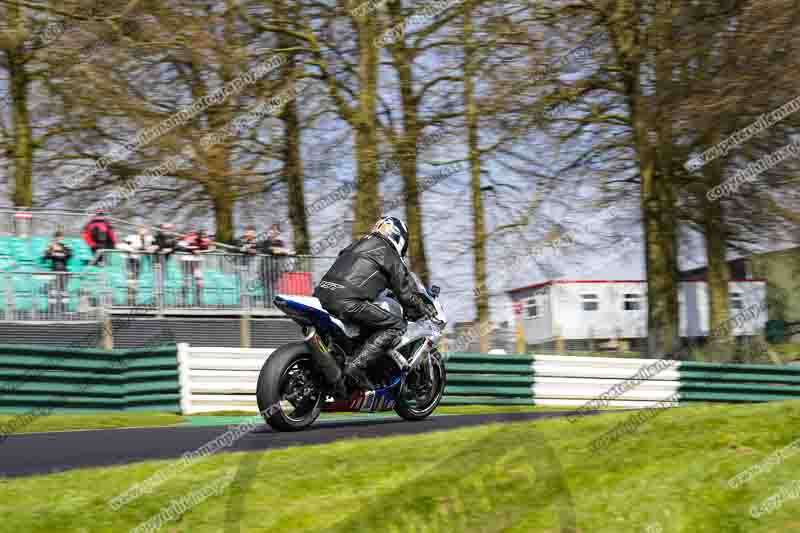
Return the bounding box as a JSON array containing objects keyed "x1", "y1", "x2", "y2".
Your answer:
[{"x1": 344, "y1": 328, "x2": 401, "y2": 390}]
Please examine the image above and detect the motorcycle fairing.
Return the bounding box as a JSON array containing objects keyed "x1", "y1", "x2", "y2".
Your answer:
[
  {"x1": 273, "y1": 294, "x2": 361, "y2": 338},
  {"x1": 321, "y1": 375, "x2": 402, "y2": 413}
]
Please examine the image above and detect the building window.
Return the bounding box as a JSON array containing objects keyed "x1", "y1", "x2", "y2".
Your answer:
[
  {"x1": 623, "y1": 293, "x2": 643, "y2": 311},
  {"x1": 581, "y1": 293, "x2": 599, "y2": 311},
  {"x1": 730, "y1": 291, "x2": 744, "y2": 311},
  {"x1": 525, "y1": 296, "x2": 539, "y2": 319}
]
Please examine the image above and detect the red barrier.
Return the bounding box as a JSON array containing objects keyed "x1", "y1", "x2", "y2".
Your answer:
[{"x1": 277, "y1": 272, "x2": 313, "y2": 295}]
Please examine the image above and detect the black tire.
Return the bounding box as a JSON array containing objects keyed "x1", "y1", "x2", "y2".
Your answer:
[
  {"x1": 394, "y1": 351, "x2": 446, "y2": 421},
  {"x1": 256, "y1": 341, "x2": 322, "y2": 432}
]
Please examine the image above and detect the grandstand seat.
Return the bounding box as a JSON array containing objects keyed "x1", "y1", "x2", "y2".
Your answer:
[
  {"x1": 66, "y1": 255, "x2": 85, "y2": 272},
  {"x1": 98, "y1": 251, "x2": 125, "y2": 274},
  {"x1": 164, "y1": 279, "x2": 190, "y2": 306},
  {"x1": 0, "y1": 275, "x2": 6, "y2": 312},
  {"x1": 135, "y1": 286, "x2": 155, "y2": 306},
  {"x1": 12, "y1": 247, "x2": 35, "y2": 264},
  {"x1": 216, "y1": 272, "x2": 242, "y2": 306},
  {"x1": 0, "y1": 255, "x2": 14, "y2": 271},
  {"x1": 11, "y1": 275, "x2": 34, "y2": 312},
  {"x1": 70, "y1": 240, "x2": 93, "y2": 262},
  {"x1": 201, "y1": 278, "x2": 220, "y2": 306},
  {"x1": 30, "y1": 237, "x2": 48, "y2": 255}
]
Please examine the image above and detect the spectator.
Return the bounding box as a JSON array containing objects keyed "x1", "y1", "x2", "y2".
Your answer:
[
  {"x1": 83, "y1": 210, "x2": 117, "y2": 265},
  {"x1": 43, "y1": 230, "x2": 72, "y2": 272},
  {"x1": 178, "y1": 228, "x2": 215, "y2": 254},
  {"x1": 151, "y1": 222, "x2": 178, "y2": 268},
  {"x1": 42, "y1": 231, "x2": 72, "y2": 313},
  {"x1": 260, "y1": 224, "x2": 295, "y2": 303},
  {"x1": 235, "y1": 226, "x2": 260, "y2": 256},
  {"x1": 116, "y1": 226, "x2": 155, "y2": 305},
  {"x1": 176, "y1": 229, "x2": 215, "y2": 306},
  {"x1": 235, "y1": 226, "x2": 262, "y2": 305},
  {"x1": 260, "y1": 223, "x2": 291, "y2": 256}
]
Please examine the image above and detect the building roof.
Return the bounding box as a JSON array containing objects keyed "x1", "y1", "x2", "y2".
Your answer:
[{"x1": 507, "y1": 278, "x2": 766, "y2": 295}]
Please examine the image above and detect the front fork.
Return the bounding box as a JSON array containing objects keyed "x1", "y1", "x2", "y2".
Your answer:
[{"x1": 396, "y1": 340, "x2": 439, "y2": 393}]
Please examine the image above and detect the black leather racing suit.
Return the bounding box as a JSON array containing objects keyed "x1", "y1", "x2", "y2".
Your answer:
[{"x1": 313, "y1": 233, "x2": 435, "y2": 386}]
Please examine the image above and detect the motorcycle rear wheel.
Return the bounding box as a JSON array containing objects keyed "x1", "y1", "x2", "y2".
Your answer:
[{"x1": 257, "y1": 342, "x2": 323, "y2": 431}]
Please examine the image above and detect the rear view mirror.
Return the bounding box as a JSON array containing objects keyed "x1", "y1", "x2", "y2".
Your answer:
[{"x1": 429, "y1": 285, "x2": 440, "y2": 297}]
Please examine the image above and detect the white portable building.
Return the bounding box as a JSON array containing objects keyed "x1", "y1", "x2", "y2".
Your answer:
[{"x1": 509, "y1": 279, "x2": 767, "y2": 346}]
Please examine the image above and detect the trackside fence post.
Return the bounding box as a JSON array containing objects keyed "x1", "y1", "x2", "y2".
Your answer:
[{"x1": 177, "y1": 342, "x2": 193, "y2": 415}]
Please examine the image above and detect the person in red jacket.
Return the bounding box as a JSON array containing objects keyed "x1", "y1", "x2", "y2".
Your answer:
[
  {"x1": 83, "y1": 210, "x2": 117, "y2": 266},
  {"x1": 178, "y1": 229, "x2": 214, "y2": 253}
]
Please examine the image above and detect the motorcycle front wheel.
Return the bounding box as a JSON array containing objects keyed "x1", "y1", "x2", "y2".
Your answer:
[
  {"x1": 257, "y1": 342, "x2": 323, "y2": 431},
  {"x1": 394, "y1": 350, "x2": 446, "y2": 421}
]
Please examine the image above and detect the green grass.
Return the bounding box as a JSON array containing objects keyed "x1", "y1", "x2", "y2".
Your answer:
[
  {"x1": 0, "y1": 406, "x2": 603, "y2": 434},
  {"x1": 534, "y1": 349, "x2": 646, "y2": 359},
  {"x1": 0, "y1": 412, "x2": 184, "y2": 434},
  {"x1": 191, "y1": 405, "x2": 589, "y2": 418},
  {"x1": 3, "y1": 401, "x2": 800, "y2": 531},
  {"x1": 435, "y1": 404, "x2": 626, "y2": 415},
  {"x1": 771, "y1": 343, "x2": 800, "y2": 362}
]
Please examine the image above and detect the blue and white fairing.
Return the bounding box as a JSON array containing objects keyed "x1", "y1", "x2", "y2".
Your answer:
[
  {"x1": 272, "y1": 295, "x2": 361, "y2": 338},
  {"x1": 274, "y1": 270, "x2": 446, "y2": 344}
]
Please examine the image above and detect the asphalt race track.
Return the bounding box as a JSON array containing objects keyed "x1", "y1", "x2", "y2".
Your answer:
[{"x1": 0, "y1": 411, "x2": 589, "y2": 478}]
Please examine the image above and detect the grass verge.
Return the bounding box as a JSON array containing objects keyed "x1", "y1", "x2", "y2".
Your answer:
[
  {"x1": 3, "y1": 401, "x2": 800, "y2": 531},
  {"x1": 0, "y1": 412, "x2": 184, "y2": 434},
  {"x1": 0, "y1": 406, "x2": 606, "y2": 433},
  {"x1": 194, "y1": 404, "x2": 623, "y2": 418}
]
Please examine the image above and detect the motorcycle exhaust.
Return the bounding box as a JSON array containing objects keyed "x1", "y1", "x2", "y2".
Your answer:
[{"x1": 304, "y1": 327, "x2": 342, "y2": 385}]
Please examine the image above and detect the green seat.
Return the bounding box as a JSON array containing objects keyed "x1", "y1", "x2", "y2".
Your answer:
[
  {"x1": 112, "y1": 286, "x2": 129, "y2": 306},
  {"x1": 66, "y1": 256, "x2": 85, "y2": 272},
  {"x1": 14, "y1": 295, "x2": 33, "y2": 312},
  {"x1": 13, "y1": 276, "x2": 34, "y2": 293},
  {"x1": 11, "y1": 273, "x2": 34, "y2": 312},
  {"x1": 202, "y1": 283, "x2": 220, "y2": 306},
  {"x1": 30, "y1": 237, "x2": 48, "y2": 255},
  {"x1": 107, "y1": 252, "x2": 125, "y2": 270},
  {"x1": 36, "y1": 293, "x2": 50, "y2": 313},
  {"x1": 14, "y1": 250, "x2": 35, "y2": 263},
  {"x1": 135, "y1": 287, "x2": 155, "y2": 306},
  {"x1": 0, "y1": 275, "x2": 7, "y2": 311}
]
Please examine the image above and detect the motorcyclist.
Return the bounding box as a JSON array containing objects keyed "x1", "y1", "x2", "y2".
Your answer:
[{"x1": 314, "y1": 216, "x2": 438, "y2": 391}]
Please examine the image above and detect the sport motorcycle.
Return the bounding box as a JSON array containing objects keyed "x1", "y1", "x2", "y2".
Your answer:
[{"x1": 256, "y1": 272, "x2": 447, "y2": 431}]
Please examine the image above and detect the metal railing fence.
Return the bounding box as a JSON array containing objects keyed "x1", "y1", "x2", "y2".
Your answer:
[
  {"x1": 1, "y1": 271, "x2": 109, "y2": 321},
  {"x1": 96, "y1": 250, "x2": 335, "y2": 313}
]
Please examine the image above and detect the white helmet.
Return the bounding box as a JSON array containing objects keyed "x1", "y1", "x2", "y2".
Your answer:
[{"x1": 372, "y1": 216, "x2": 409, "y2": 257}]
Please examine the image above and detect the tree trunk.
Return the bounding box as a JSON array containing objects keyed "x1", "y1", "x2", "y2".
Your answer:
[
  {"x1": 353, "y1": 16, "x2": 380, "y2": 238},
  {"x1": 276, "y1": 1, "x2": 309, "y2": 254},
  {"x1": 463, "y1": 0, "x2": 489, "y2": 353},
  {"x1": 396, "y1": 46, "x2": 429, "y2": 283},
  {"x1": 642, "y1": 0, "x2": 680, "y2": 358},
  {"x1": 207, "y1": 144, "x2": 235, "y2": 243},
  {"x1": 703, "y1": 128, "x2": 732, "y2": 357},
  {"x1": 7, "y1": 6, "x2": 34, "y2": 208},
  {"x1": 284, "y1": 104, "x2": 310, "y2": 253},
  {"x1": 212, "y1": 192, "x2": 235, "y2": 244},
  {"x1": 642, "y1": 165, "x2": 679, "y2": 358}
]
